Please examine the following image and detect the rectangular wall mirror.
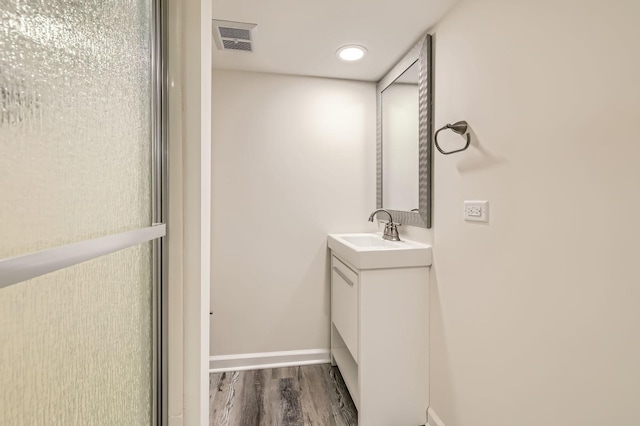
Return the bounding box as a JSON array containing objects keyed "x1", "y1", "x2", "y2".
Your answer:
[{"x1": 376, "y1": 34, "x2": 433, "y2": 228}]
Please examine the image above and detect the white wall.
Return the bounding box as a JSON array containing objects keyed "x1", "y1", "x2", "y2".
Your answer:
[
  {"x1": 174, "y1": 0, "x2": 211, "y2": 425},
  {"x1": 428, "y1": 0, "x2": 640, "y2": 425},
  {"x1": 210, "y1": 70, "x2": 377, "y2": 356}
]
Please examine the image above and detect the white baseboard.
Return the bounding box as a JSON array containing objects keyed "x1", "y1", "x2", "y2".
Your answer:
[
  {"x1": 427, "y1": 407, "x2": 445, "y2": 426},
  {"x1": 209, "y1": 349, "x2": 331, "y2": 373}
]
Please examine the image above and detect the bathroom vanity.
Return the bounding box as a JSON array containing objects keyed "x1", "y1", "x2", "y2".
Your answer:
[
  {"x1": 327, "y1": 233, "x2": 432, "y2": 426},
  {"x1": 325, "y1": 31, "x2": 434, "y2": 425}
]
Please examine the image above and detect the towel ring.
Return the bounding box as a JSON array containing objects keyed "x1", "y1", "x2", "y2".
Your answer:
[{"x1": 434, "y1": 121, "x2": 471, "y2": 155}]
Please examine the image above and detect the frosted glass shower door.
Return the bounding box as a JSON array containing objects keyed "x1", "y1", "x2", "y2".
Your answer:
[{"x1": 0, "y1": 0, "x2": 164, "y2": 424}]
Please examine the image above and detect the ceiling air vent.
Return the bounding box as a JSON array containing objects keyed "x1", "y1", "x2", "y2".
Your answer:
[{"x1": 213, "y1": 20, "x2": 257, "y2": 52}]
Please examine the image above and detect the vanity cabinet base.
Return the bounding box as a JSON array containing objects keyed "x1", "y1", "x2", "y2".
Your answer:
[{"x1": 330, "y1": 253, "x2": 429, "y2": 426}]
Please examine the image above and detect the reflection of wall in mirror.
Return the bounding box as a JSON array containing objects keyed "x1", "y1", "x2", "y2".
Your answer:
[{"x1": 382, "y1": 82, "x2": 419, "y2": 212}]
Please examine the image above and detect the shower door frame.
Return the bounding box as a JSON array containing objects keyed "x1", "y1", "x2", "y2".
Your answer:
[
  {"x1": 0, "y1": 0, "x2": 170, "y2": 423},
  {"x1": 152, "y1": 0, "x2": 169, "y2": 424}
]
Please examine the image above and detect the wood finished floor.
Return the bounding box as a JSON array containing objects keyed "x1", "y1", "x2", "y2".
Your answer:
[{"x1": 209, "y1": 364, "x2": 358, "y2": 426}]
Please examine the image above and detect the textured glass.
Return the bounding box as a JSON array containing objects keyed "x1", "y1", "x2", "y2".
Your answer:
[
  {"x1": 0, "y1": 243, "x2": 152, "y2": 425},
  {"x1": 0, "y1": 0, "x2": 152, "y2": 259},
  {"x1": 0, "y1": 0, "x2": 155, "y2": 424}
]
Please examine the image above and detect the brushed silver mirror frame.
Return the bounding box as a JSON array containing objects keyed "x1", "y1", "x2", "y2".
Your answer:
[{"x1": 376, "y1": 34, "x2": 433, "y2": 228}]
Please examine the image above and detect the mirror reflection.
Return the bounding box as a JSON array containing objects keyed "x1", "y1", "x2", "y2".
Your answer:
[{"x1": 381, "y1": 60, "x2": 419, "y2": 212}]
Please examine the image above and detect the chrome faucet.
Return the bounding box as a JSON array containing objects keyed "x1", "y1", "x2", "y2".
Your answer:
[{"x1": 368, "y1": 209, "x2": 401, "y2": 241}]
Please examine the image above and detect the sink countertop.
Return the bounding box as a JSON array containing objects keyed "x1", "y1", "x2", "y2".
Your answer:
[{"x1": 327, "y1": 233, "x2": 432, "y2": 270}]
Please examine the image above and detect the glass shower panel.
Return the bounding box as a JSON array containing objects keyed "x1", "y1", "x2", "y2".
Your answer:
[
  {"x1": 0, "y1": 243, "x2": 152, "y2": 425},
  {"x1": 0, "y1": 0, "x2": 152, "y2": 259},
  {"x1": 0, "y1": 0, "x2": 158, "y2": 424}
]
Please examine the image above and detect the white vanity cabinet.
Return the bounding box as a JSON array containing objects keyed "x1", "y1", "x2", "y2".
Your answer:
[{"x1": 328, "y1": 234, "x2": 431, "y2": 426}]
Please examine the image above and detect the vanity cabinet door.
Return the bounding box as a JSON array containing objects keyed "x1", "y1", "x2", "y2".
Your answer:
[{"x1": 331, "y1": 255, "x2": 359, "y2": 359}]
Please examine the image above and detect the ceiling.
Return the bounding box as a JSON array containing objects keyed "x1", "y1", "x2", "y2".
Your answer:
[{"x1": 211, "y1": 0, "x2": 460, "y2": 82}]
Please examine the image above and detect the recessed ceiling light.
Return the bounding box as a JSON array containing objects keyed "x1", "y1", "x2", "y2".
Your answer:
[{"x1": 337, "y1": 45, "x2": 367, "y2": 62}]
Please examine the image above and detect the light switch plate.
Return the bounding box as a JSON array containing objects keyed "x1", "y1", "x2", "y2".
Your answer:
[{"x1": 464, "y1": 200, "x2": 489, "y2": 222}]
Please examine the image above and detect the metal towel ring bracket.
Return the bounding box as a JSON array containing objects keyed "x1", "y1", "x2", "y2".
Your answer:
[{"x1": 434, "y1": 121, "x2": 471, "y2": 155}]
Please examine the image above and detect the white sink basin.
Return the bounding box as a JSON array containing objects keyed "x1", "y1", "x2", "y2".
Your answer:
[
  {"x1": 339, "y1": 234, "x2": 406, "y2": 248},
  {"x1": 328, "y1": 233, "x2": 432, "y2": 270}
]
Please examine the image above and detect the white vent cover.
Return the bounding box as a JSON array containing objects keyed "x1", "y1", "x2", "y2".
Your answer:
[{"x1": 212, "y1": 20, "x2": 257, "y2": 52}]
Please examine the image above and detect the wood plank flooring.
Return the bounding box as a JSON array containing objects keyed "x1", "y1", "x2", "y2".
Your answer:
[{"x1": 210, "y1": 364, "x2": 358, "y2": 426}]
